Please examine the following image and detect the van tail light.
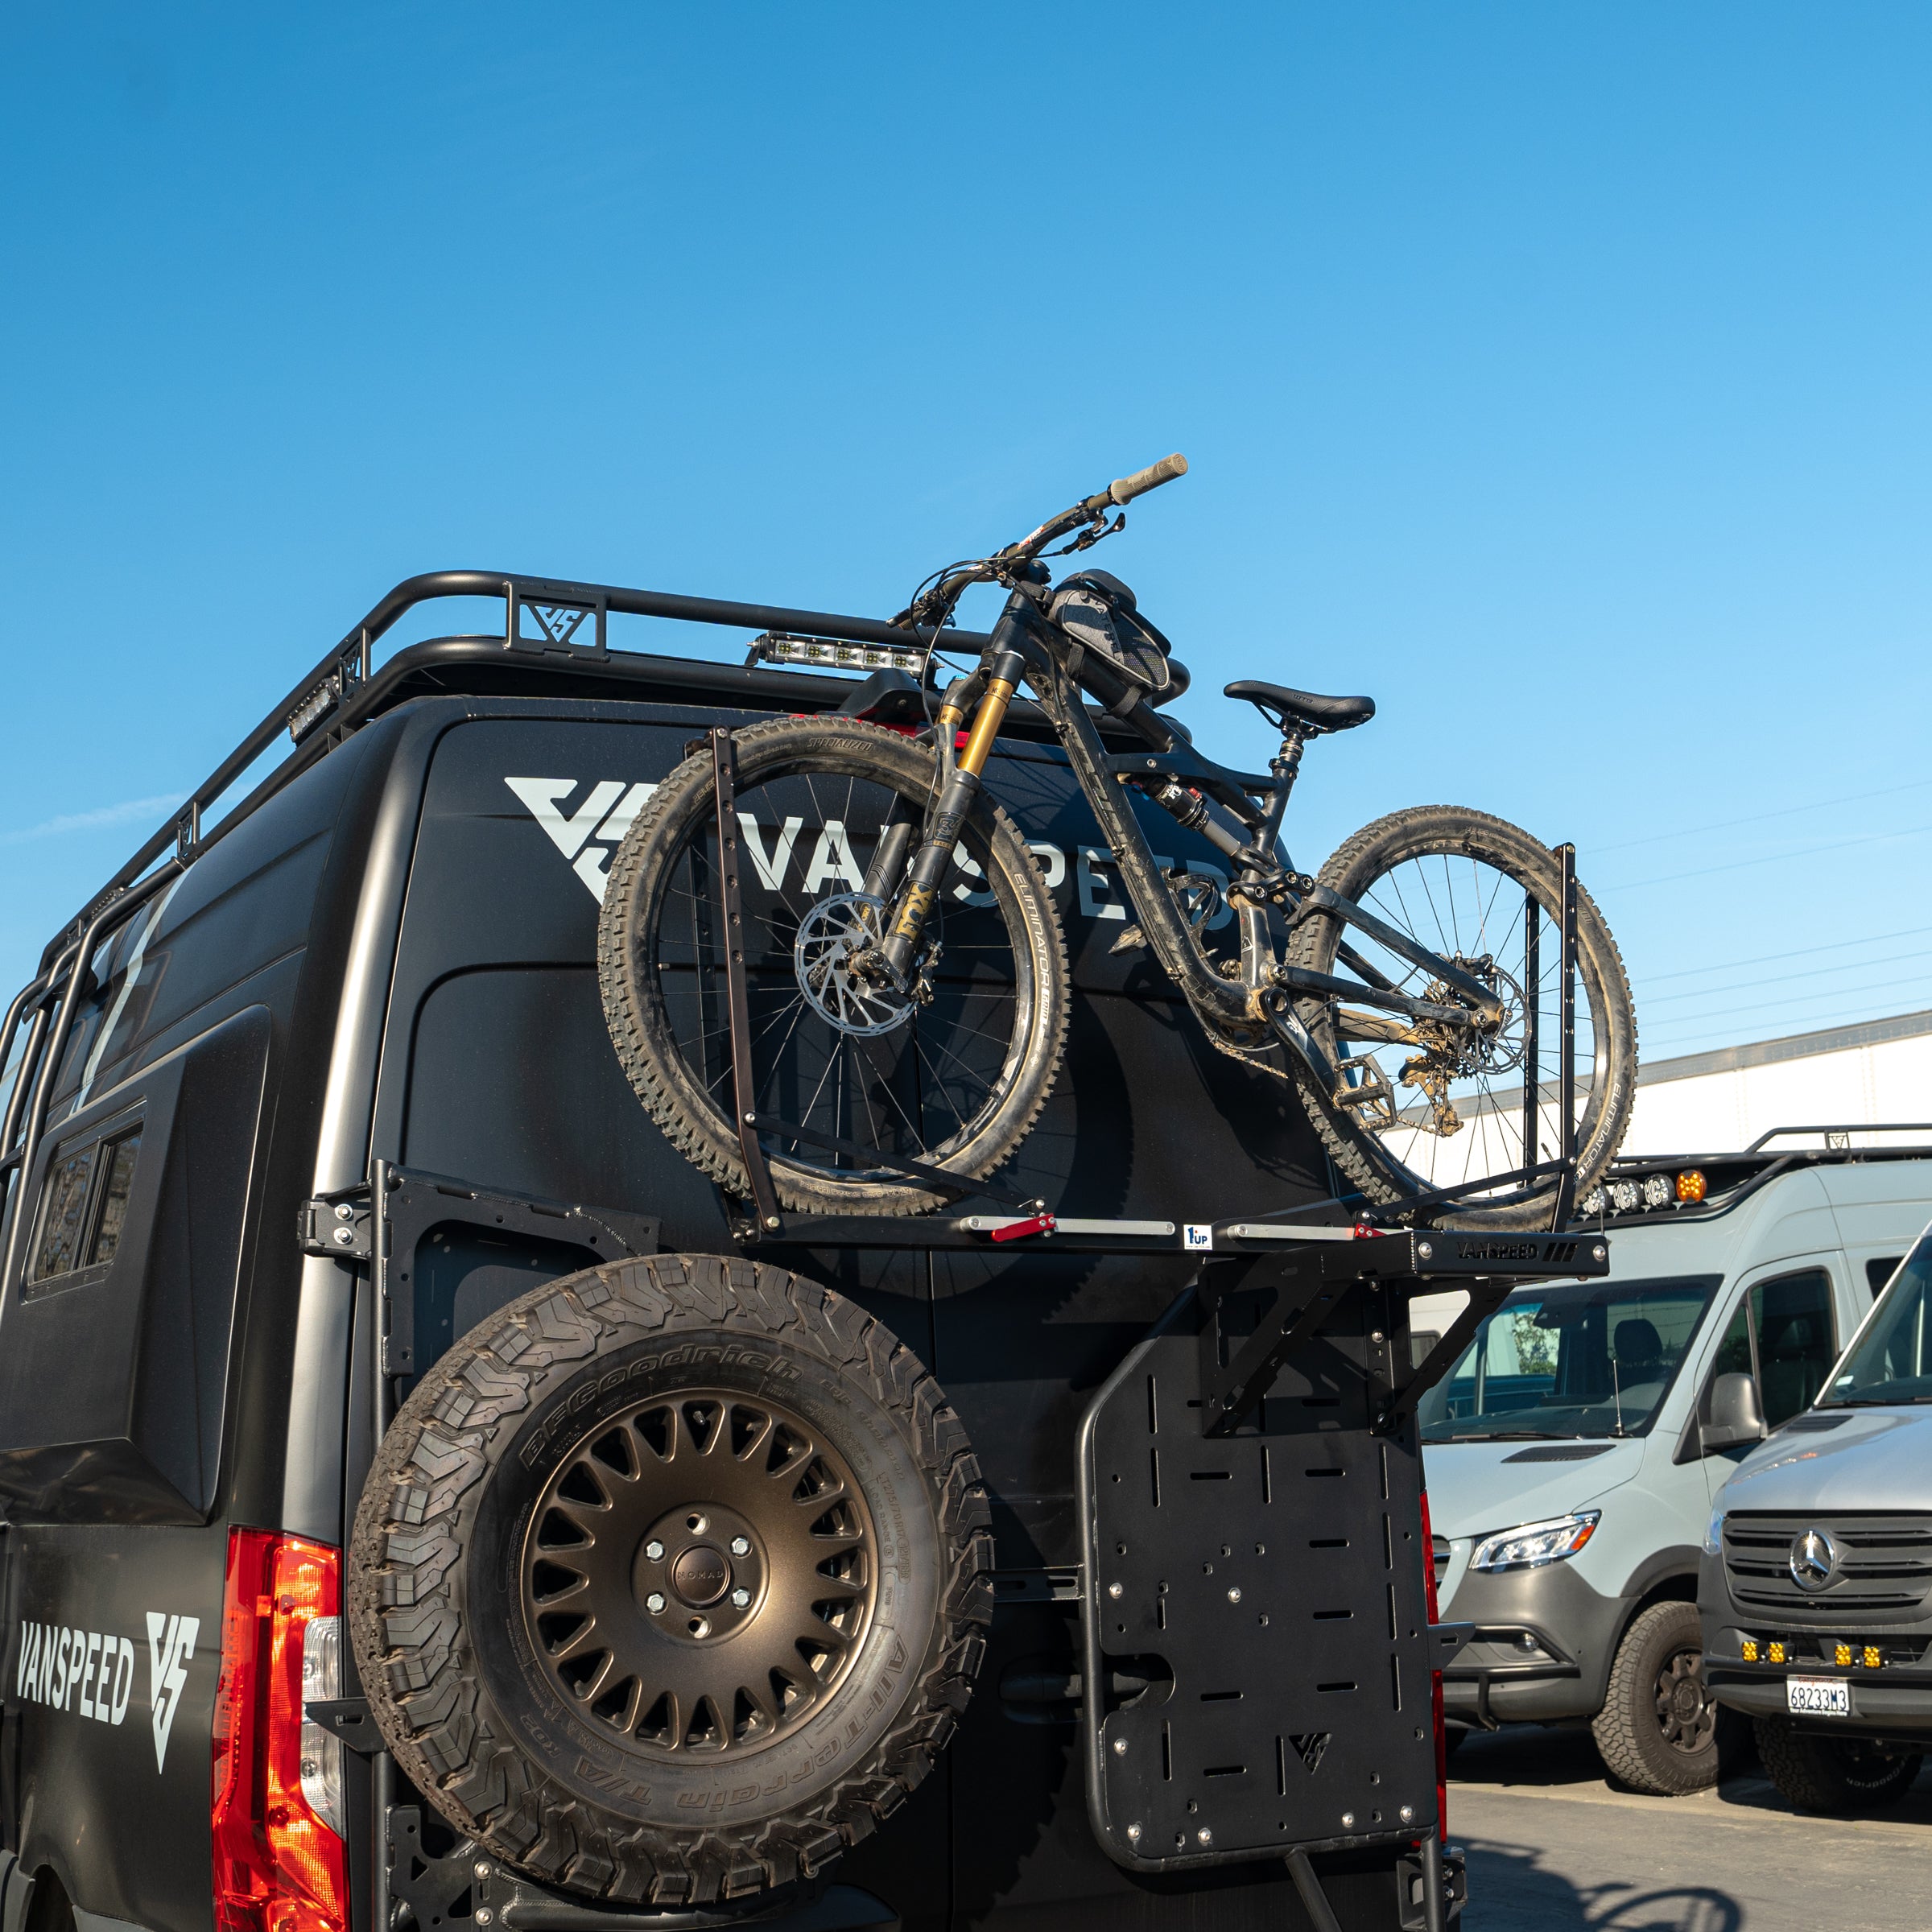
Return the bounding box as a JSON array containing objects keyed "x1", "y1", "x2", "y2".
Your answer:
[
  {"x1": 212, "y1": 1529, "x2": 349, "y2": 1932},
  {"x1": 1418, "y1": 1489, "x2": 1447, "y2": 1844}
]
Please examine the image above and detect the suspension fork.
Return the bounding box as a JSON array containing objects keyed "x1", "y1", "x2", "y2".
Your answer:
[{"x1": 874, "y1": 644, "x2": 1027, "y2": 982}]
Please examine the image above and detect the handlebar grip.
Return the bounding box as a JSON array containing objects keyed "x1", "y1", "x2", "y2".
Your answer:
[{"x1": 1108, "y1": 453, "x2": 1188, "y2": 506}]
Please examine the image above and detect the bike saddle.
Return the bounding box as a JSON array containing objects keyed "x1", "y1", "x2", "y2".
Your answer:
[{"x1": 1224, "y1": 679, "x2": 1375, "y2": 734}]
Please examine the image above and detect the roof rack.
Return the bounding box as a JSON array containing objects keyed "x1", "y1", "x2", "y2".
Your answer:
[
  {"x1": 1576, "y1": 1124, "x2": 1932, "y2": 1228},
  {"x1": 39, "y1": 569, "x2": 1001, "y2": 975}
]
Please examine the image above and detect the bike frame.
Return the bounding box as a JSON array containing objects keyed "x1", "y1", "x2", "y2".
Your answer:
[{"x1": 878, "y1": 588, "x2": 1506, "y2": 1107}]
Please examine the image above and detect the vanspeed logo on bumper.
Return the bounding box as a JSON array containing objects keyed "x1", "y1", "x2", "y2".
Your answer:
[{"x1": 15, "y1": 1612, "x2": 200, "y2": 1769}]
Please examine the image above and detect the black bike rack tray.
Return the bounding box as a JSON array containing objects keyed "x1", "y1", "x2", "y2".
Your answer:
[{"x1": 1076, "y1": 1227, "x2": 1606, "y2": 1890}]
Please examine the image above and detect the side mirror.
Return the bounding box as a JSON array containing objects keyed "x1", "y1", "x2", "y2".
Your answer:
[{"x1": 1700, "y1": 1372, "x2": 1766, "y2": 1454}]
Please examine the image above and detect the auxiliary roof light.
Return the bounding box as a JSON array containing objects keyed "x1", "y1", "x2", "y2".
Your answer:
[
  {"x1": 1676, "y1": 1170, "x2": 1707, "y2": 1204},
  {"x1": 754, "y1": 633, "x2": 929, "y2": 676},
  {"x1": 1608, "y1": 1180, "x2": 1641, "y2": 1213},
  {"x1": 1641, "y1": 1174, "x2": 1673, "y2": 1210}
]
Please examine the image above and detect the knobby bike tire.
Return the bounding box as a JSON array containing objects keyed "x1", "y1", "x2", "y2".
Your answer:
[
  {"x1": 597, "y1": 717, "x2": 1071, "y2": 1216},
  {"x1": 1284, "y1": 805, "x2": 1637, "y2": 1230}
]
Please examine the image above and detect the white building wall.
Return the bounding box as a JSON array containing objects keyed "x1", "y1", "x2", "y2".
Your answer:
[{"x1": 1622, "y1": 1016, "x2": 1932, "y2": 1156}]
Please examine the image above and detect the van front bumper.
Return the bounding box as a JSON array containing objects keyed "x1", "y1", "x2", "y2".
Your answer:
[
  {"x1": 1699, "y1": 1549, "x2": 1932, "y2": 1743},
  {"x1": 1439, "y1": 1559, "x2": 1622, "y2": 1726}
]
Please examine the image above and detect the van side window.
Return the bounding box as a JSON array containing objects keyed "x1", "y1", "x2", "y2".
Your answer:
[
  {"x1": 26, "y1": 1122, "x2": 142, "y2": 1285},
  {"x1": 88, "y1": 1128, "x2": 143, "y2": 1266},
  {"x1": 29, "y1": 1142, "x2": 96, "y2": 1281},
  {"x1": 1866, "y1": 1256, "x2": 1903, "y2": 1298},
  {"x1": 1713, "y1": 1268, "x2": 1837, "y2": 1428}
]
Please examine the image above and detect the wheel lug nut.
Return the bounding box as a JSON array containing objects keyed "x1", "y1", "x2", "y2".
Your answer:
[
  {"x1": 732, "y1": 1587, "x2": 751, "y2": 1608},
  {"x1": 731, "y1": 1536, "x2": 750, "y2": 1556},
  {"x1": 645, "y1": 1540, "x2": 664, "y2": 1561},
  {"x1": 646, "y1": 1592, "x2": 667, "y2": 1614}
]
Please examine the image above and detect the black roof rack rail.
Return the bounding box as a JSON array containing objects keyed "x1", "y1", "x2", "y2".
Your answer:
[
  {"x1": 1574, "y1": 1124, "x2": 1932, "y2": 1230},
  {"x1": 37, "y1": 569, "x2": 996, "y2": 976}
]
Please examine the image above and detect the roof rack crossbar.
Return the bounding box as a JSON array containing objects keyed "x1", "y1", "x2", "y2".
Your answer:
[{"x1": 45, "y1": 568, "x2": 994, "y2": 972}]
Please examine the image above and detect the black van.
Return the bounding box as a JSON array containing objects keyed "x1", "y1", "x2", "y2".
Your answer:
[{"x1": 0, "y1": 572, "x2": 1513, "y2": 1932}]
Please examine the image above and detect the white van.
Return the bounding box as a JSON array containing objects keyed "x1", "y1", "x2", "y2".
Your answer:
[{"x1": 1415, "y1": 1132, "x2": 1932, "y2": 1794}]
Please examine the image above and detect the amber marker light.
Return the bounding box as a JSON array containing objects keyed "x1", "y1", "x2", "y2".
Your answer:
[{"x1": 1676, "y1": 1170, "x2": 1707, "y2": 1204}]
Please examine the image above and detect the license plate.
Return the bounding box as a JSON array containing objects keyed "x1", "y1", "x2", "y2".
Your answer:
[{"x1": 1787, "y1": 1675, "x2": 1851, "y2": 1716}]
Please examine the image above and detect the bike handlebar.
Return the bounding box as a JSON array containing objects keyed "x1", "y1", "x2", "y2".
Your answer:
[{"x1": 1104, "y1": 452, "x2": 1188, "y2": 506}]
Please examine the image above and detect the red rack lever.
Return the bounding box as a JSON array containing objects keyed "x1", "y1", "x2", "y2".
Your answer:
[{"x1": 989, "y1": 1212, "x2": 1057, "y2": 1243}]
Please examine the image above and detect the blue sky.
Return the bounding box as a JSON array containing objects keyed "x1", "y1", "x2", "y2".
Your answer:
[{"x1": 2, "y1": 4, "x2": 1930, "y2": 1063}]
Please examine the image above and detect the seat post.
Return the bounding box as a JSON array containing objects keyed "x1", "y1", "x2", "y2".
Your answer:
[{"x1": 1269, "y1": 724, "x2": 1308, "y2": 804}]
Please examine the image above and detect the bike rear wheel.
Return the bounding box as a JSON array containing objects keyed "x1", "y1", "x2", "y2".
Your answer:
[
  {"x1": 598, "y1": 718, "x2": 1070, "y2": 1216},
  {"x1": 1284, "y1": 805, "x2": 1636, "y2": 1229}
]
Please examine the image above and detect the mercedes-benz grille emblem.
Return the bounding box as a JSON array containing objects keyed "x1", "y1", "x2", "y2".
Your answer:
[{"x1": 1789, "y1": 1526, "x2": 1839, "y2": 1593}]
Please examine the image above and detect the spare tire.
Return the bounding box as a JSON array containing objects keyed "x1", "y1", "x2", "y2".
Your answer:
[{"x1": 349, "y1": 1253, "x2": 993, "y2": 1908}]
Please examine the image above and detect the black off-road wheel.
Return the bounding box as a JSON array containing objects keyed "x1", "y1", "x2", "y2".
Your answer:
[
  {"x1": 1754, "y1": 1717, "x2": 1924, "y2": 1814},
  {"x1": 1590, "y1": 1600, "x2": 1718, "y2": 1795},
  {"x1": 349, "y1": 1254, "x2": 993, "y2": 1908}
]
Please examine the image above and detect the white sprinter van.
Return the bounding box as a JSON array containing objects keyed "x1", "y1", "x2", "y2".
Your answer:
[{"x1": 1415, "y1": 1132, "x2": 1932, "y2": 1794}]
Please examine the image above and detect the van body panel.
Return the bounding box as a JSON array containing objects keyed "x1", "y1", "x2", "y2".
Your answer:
[{"x1": 2, "y1": 668, "x2": 1428, "y2": 1932}]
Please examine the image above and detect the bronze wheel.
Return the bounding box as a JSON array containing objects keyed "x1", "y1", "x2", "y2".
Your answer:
[
  {"x1": 522, "y1": 1389, "x2": 877, "y2": 1757},
  {"x1": 349, "y1": 1253, "x2": 993, "y2": 1907}
]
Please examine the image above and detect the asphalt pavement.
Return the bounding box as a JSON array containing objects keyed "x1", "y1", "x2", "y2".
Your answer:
[{"x1": 1450, "y1": 1724, "x2": 1932, "y2": 1932}]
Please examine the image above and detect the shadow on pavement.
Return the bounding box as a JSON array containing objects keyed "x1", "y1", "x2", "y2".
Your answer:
[
  {"x1": 1463, "y1": 1839, "x2": 1741, "y2": 1931},
  {"x1": 1450, "y1": 1719, "x2": 1932, "y2": 1825}
]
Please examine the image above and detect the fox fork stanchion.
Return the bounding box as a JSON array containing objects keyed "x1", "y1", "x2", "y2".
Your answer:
[{"x1": 873, "y1": 648, "x2": 1026, "y2": 984}]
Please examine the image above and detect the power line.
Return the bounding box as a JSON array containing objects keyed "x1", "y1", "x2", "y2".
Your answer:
[
  {"x1": 1639, "y1": 944, "x2": 1932, "y2": 1010},
  {"x1": 1639, "y1": 973, "x2": 1932, "y2": 1043},
  {"x1": 1587, "y1": 777, "x2": 1932, "y2": 857},
  {"x1": 1634, "y1": 923, "x2": 1932, "y2": 986},
  {"x1": 1597, "y1": 820, "x2": 1932, "y2": 894}
]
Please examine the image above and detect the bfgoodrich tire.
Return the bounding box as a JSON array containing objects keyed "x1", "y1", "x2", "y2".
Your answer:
[
  {"x1": 1754, "y1": 1718, "x2": 1923, "y2": 1814},
  {"x1": 1590, "y1": 1600, "x2": 1718, "y2": 1795},
  {"x1": 349, "y1": 1254, "x2": 993, "y2": 1907}
]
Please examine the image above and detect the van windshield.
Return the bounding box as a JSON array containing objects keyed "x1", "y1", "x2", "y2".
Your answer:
[
  {"x1": 1418, "y1": 1275, "x2": 1722, "y2": 1442},
  {"x1": 1822, "y1": 1236, "x2": 1932, "y2": 1406}
]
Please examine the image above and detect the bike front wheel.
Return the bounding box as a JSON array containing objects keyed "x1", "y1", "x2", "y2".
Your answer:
[
  {"x1": 597, "y1": 718, "x2": 1070, "y2": 1216},
  {"x1": 1284, "y1": 805, "x2": 1636, "y2": 1229}
]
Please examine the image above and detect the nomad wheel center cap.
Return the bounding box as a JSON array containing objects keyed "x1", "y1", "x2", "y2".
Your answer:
[{"x1": 671, "y1": 1544, "x2": 730, "y2": 1607}]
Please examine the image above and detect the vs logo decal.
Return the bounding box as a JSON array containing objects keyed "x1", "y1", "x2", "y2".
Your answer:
[{"x1": 147, "y1": 1612, "x2": 199, "y2": 1773}]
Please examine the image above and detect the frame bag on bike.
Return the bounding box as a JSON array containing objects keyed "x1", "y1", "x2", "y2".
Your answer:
[{"x1": 1049, "y1": 569, "x2": 1187, "y2": 709}]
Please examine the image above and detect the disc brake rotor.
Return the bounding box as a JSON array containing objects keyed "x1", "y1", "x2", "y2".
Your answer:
[{"x1": 793, "y1": 893, "x2": 916, "y2": 1037}]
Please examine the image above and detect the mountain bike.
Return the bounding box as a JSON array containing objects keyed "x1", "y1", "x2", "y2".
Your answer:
[{"x1": 597, "y1": 458, "x2": 1636, "y2": 1228}]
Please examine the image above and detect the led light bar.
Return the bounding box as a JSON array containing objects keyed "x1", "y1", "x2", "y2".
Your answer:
[
  {"x1": 287, "y1": 676, "x2": 341, "y2": 745},
  {"x1": 753, "y1": 633, "x2": 930, "y2": 676}
]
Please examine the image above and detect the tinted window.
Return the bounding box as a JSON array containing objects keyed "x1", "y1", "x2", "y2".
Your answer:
[
  {"x1": 1755, "y1": 1270, "x2": 1836, "y2": 1424},
  {"x1": 30, "y1": 1143, "x2": 95, "y2": 1282},
  {"x1": 1709, "y1": 1269, "x2": 1837, "y2": 1428},
  {"x1": 1867, "y1": 1256, "x2": 1903, "y2": 1298},
  {"x1": 88, "y1": 1129, "x2": 142, "y2": 1266},
  {"x1": 1826, "y1": 1236, "x2": 1932, "y2": 1406},
  {"x1": 1418, "y1": 1275, "x2": 1721, "y2": 1441},
  {"x1": 25, "y1": 1122, "x2": 143, "y2": 1284}
]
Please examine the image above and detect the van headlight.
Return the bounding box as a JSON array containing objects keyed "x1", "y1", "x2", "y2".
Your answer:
[
  {"x1": 1470, "y1": 1511, "x2": 1600, "y2": 1573},
  {"x1": 1703, "y1": 1506, "x2": 1725, "y2": 1558}
]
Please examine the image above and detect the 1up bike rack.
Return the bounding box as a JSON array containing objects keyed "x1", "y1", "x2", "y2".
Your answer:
[
  {"x1": 698, "y1": 729, "x2": 1609, "y2": 1929},
  {"x1": 706, "y1": 721, "x2": 1591, "y2": 1257}
]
